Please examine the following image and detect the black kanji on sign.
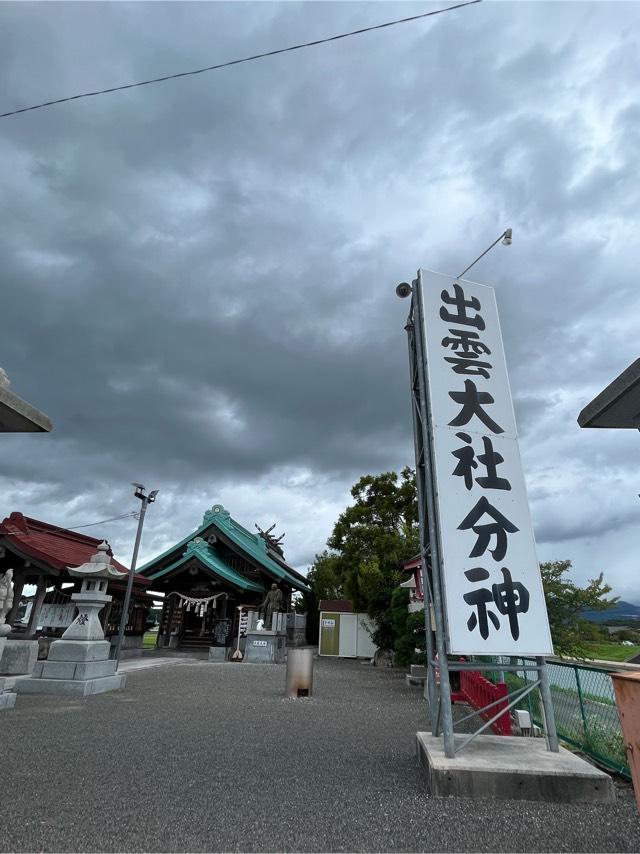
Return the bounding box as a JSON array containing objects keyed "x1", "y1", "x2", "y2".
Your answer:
[
  {"x1": 442, "y1": 328, "x2": 493, "y2": 379},
  {"x1": 442, "y1": 328, "x2": 491, "y2": 358},
  {"x1": 463, "y1": 587, "x2": 500, "y2": 639},
  {"x1": 451, "y1": 432, "x2": 477, "y2": 490},
  {"x1": 451, "y1": 433, "x2": 512, "y2": 491},
  {"x1": 492, "y1": 567, "x2": 530, "y2": 641},
  {"x1": 458, "y1": 496, "x2": 519, "y2": 561},
  {"x1": 476, "y1": 436, "x2": 511, "y2": 490},
  {"x1": 444, "y1": 356, "x2": 493, "y2": 379},
  {"x1": 448, "y1": 380, "x2": 504, "y2": 435},
  {"x1": 439, "y1": 284, "x2": 485, "y2": 330}
]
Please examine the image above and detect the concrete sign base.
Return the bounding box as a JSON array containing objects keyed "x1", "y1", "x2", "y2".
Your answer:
[
  {"x1": 243, "y1": 631, "x2": 286, "y2": 664},
  {"x1": 416, "y1": 732, "x2": 615, "y2": 803}
]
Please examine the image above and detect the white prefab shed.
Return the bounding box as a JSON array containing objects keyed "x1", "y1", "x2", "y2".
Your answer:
[{"x1": 318, "y1": 600, "x2": 376, "y2": 658}]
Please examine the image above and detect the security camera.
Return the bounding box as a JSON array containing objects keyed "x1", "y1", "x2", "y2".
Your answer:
[
  {"x1": 148, "y1": 490, "x2": 159, "y2": 502},
  {"x1": 501, "y1": 228, "x2": 513, "y2": 246},
  {"x1": 395, "y1": 282, "x2": 413, "y2": 299}
]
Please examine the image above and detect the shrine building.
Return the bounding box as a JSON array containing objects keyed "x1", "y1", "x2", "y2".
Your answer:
[
  {"x1": 138, "y1": 504, "x2": 310, "y2": 651},
  {"x1": 0, "y1": 512, "x2": 152, "y2": 650}
]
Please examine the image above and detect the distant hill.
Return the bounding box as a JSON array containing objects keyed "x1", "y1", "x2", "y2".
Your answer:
[{"x1": 582, "y1": 601, "x2": 640, "y2": 623}]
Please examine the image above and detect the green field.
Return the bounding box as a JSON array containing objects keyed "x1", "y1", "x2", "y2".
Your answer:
[
  {"x1": 143, "y1": 630, "x2": 158, "y2": 649},
  {"x1": 582, "y1": 642, "x2": 640, "y2": 662}
]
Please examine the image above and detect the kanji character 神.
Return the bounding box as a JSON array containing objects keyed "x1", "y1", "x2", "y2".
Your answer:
[{"x1": 492, "y1": 567, "x2": 530, "y2": 641}]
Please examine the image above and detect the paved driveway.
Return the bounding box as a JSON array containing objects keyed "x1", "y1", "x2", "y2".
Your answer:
[{"x1": 2, "y1": 658, "x2": 638, "y2": 852}]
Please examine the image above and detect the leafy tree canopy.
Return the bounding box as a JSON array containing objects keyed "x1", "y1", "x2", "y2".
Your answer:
[
  {"x1": 305, "y1": 468, "x2": 419, "y2": 650},
  {"x1": 540, "y1": 560, "x2": 619, "y2": 658}
]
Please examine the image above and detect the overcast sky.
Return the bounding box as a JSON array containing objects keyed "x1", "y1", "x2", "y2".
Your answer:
[{"x1": 1, "y1": 1, "x2": 639, "y2": 602}]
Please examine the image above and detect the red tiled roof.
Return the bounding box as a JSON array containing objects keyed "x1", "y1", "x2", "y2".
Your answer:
[
  {"x1": 0, "y1": 512, "x2": 150, "y2": 585},
  {"x1": 318, "y1": 599, "x2": 353, "y2": 613}
]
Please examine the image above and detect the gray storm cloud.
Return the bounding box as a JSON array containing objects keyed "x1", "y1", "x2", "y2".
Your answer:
[{"x1": 1, "y1": 1, "x2": 639, "y2": 601}]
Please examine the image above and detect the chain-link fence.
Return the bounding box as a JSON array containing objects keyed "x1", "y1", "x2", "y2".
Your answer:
[{"x1": 482, "y1": 657, "x2": 629, "y2": 779}]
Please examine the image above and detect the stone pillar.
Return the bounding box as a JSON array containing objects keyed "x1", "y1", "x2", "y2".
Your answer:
[
  {"x1": 6, "y1": 576, "x2": 24, "y2": 629},
  {"x1": 26, "y1": 575, "x2": 47, "y2": 638}
]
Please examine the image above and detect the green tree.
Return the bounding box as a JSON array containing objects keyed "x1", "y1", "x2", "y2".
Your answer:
[
  {"x1": 540, "y1": 560, "x2": 619, "y2": 658},
  {"x1": 323, "y1": 467, "x2": 419, "y2": 651},
  {"x1": 301, "y1": 551, "x2": 342, "y2": 644},
  {"x1": 390, "y1": 587, "x2": 425, "y2": 667}
]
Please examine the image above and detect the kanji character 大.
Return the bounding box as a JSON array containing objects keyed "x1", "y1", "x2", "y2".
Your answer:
[{"x1": 448, "y1": 380, "x2": 504, "y2": 435}]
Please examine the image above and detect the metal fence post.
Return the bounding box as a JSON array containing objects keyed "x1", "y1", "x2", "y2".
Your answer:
[
  {"x1": 574, "y1": 664, "x2": 590, "y2": 742},
  {"x1": 537, "y1": 656, "x2": 559, "y2": 752}
]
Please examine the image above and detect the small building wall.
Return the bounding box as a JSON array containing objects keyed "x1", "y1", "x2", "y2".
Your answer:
[{"x1": 319, "y1": 611, "x2": 376, "y2": 658}]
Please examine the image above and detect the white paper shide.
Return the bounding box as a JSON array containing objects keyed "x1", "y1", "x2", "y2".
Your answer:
[{"x1": 421, "y1": 270, "x2": 552, "y2": 656}]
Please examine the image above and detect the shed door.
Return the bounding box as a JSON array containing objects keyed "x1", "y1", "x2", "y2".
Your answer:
[
  {"x1": 356, "y1": 615, "x2": 377, "y2": 658},
  {"x1": 338, "y1": 613, "x2": 358, "y2": 657},
  {"x1": 319, "y1": 613, "x2": 340, "y2": 656}
]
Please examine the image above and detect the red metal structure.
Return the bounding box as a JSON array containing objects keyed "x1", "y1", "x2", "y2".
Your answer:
[{"x1": 459, "y1": 670, "x2": 512, "y2": 736}]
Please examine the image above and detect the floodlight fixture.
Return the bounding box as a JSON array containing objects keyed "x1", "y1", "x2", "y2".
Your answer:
[{"x1": 458, "y1": 227, "x2": 513, "y2": 279}]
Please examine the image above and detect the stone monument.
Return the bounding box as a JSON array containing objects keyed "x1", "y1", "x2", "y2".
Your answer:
[
  {"x1": 0, "y1": 568, "x2": 14, "y2": 635},
  {"x1": 244, "y1": 586, "x2": 287, "y2": 664},
  {"x1": 0, "y1": 568, "x2": 38, "y2": 677},
  {"x1": 17, "y1": 541, "x2": 127, "y2": 696},
  {"x1": 260, "y1": 583, "x2": 283, "y2": 631},
  {"x1": 0, "y1": 569, "x2": 16, "y2": 709}
]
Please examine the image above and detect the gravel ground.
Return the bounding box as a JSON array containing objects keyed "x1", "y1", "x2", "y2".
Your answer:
[{"x1": 1, "y1": 657, "x2": 639, "y2": 853}]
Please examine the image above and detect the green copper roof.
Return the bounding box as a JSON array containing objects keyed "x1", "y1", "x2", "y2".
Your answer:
[
  {"x1": 146, "y1": 537, "x2": 264, "y2": 593},
  {"x1": 202, "y1": 505, "x2": 310, "y2": 592},
  {"x1": 139, "y1": 504, "x2": 310, "y2": 593}
]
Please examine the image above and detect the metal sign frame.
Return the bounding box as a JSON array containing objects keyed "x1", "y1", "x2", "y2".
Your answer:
[{"x1": 405, "y1": 269, "x2": 559, "y2": 759}]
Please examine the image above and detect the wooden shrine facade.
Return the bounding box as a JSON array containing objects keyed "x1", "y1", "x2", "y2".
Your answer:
[
  {"x1": 0, "y1": 512, "x2": 152, "y2": 644},
  {"x1": 139, "y1": 504, "x2": 310, "y2": 651}
]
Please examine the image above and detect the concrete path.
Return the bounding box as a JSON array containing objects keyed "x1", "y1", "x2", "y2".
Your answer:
[{"x1": 1, "y1": 658, "x2": 638, "y2": 852}]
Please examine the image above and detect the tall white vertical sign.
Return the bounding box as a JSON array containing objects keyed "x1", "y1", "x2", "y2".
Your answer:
[{"x1": 421, "y1": 269, "x2": 552, "y2": 655}]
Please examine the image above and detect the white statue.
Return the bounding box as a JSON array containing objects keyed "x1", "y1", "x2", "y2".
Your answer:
[
  {"x1": 0, "y1": 569, "x2": 14, "y2": 635},
  {"x1": 256, "y1": 619, "x2": 265, "y2": 632}
]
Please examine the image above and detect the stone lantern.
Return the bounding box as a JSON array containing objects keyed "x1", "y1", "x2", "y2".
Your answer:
[{"x1": 17, "y1": 541, "x2": 127, "y2": 696}]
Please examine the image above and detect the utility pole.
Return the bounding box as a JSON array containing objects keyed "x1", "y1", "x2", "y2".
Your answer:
[{"x1": 114, "y1": 483, "x2": 158, "y2": 668}]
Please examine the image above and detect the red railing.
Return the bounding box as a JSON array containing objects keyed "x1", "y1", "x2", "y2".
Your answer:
[{"x1": 459, "y1": 670, "x2": 512, "y2": 736}]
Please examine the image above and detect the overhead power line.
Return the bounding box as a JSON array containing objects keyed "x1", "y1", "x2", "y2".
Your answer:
[
  {"x1": 69, "y1": 511, "x2": 139, "y2": 530},
  {"x1": 1, "y1": 1, "x2": 481, "y2": 119}
]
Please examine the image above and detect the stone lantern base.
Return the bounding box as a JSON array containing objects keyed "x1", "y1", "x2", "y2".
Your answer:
[
  {"x1": 16, "y1": 639, "x2": 125, "y2": 696},
  {"x1": 16, "y1": 541, "x2": 127, "y2": 697}
]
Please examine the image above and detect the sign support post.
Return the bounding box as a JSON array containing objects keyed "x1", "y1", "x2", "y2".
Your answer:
[
  {"x1": 407, "y1": 272, "x2": 456, "y2": 756},
  {"x1": 403, "y1": 268, "x2": 558, "y2": 756}
]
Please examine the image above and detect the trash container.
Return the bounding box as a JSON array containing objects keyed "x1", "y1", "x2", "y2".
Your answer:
[
  {"x1": 285, "y1": 647, "x2": 314, "y2": 698},
  {"x1": 611, "y1": 670, "x2": 640, "y2": 813}
]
